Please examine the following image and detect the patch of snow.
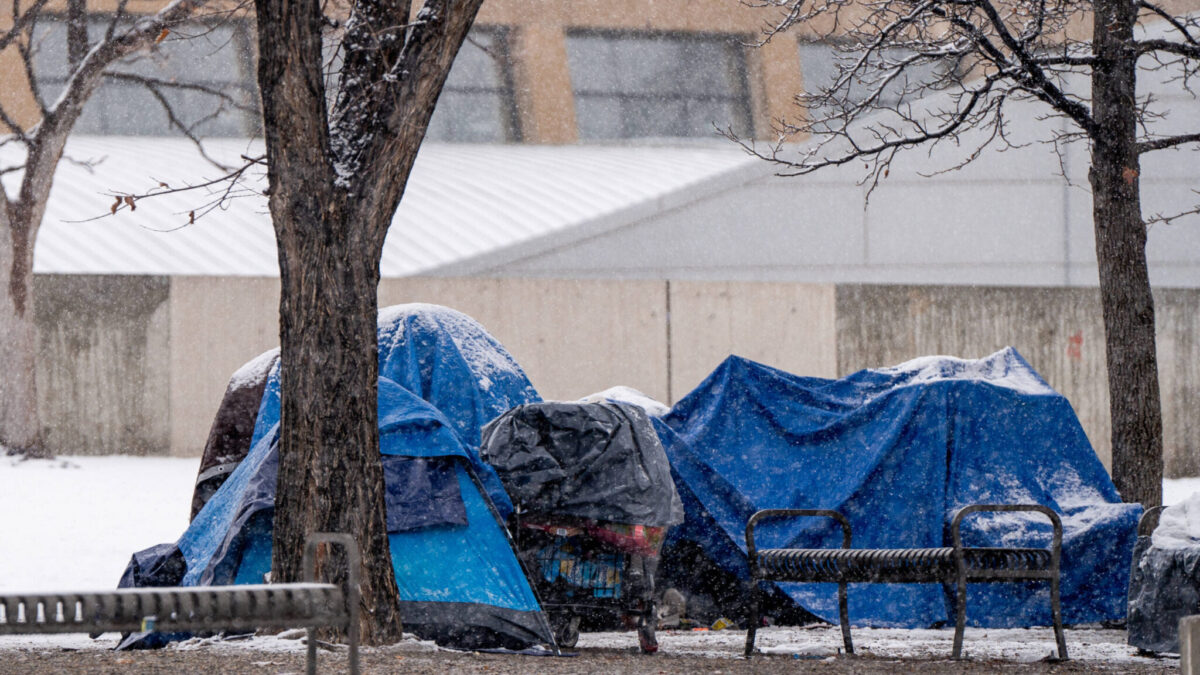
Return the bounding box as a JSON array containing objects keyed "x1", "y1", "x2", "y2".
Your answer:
[
  {"x1": 0, "y1": 455, "x2": 199, "y2": 593},
  {"x1": 1048, "y1": 470, "x2": 1109, "y2": 510},
  {"x1": 1165, "y1": 476, "x2": 1200, "y2": 505},
  {"x1": 226, "y1": 348, "x2": 279, "y2": 390},
  {"x1": 580, "y1": 386, "x2": 670, "y2": 416},
  {"x1": 1153, "y1": 491, "x2": 1200, "y2": 549},
  {"x1": 0, "y1": 630, "x2": 444, "y2": 654},
  {"x1": 876, "y1": 347, "x2": 1055, "y2": 395}
]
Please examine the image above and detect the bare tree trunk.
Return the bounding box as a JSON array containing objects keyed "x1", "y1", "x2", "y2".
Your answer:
[
  {"x1": 0, "y1": 223, "x2": 42, "y2": 455},
  {"x1": 271, "y1": 205, "x2": 402, "y2": 643},
  {"x1": 1090, "y1": 0, "x2": 1163, "y2": 508},
  {"x1": 256, "y1": 0, "x2": 402, "y2": 645}
]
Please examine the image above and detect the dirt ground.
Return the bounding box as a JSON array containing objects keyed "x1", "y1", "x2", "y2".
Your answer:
[
  {"x1": 0, "y1": 646, "x2": 1179, "y2": 674},
  {"x1": 0, "y1": 636, "x2": 1179, "y2": 675}
]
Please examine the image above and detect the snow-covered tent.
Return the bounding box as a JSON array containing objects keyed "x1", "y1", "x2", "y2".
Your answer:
[{"x1": 654, "y1": 349, "x2": 1142, "y2": 628}]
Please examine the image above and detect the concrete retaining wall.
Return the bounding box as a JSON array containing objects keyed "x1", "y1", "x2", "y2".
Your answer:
[
  {"x1": 31, "y1": 274, "x2": 1200, "y2": 477},
  {"x1": 34, "y1": 274, "x2": 170, "y2": 455}
]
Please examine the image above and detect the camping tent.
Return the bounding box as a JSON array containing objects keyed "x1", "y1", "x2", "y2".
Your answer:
[
  {"x1": 188, "y1": 303, "x2": 537, "y2": 520},
  {"x1": 126, "y1": 304, "x2": 553, "y2": 649},
  {"x1": 654, "y1": 348, "x2": 1142, "y2": 628}
]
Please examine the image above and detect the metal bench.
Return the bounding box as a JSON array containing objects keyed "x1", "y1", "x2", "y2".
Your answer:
[
  {"x1": 744, "y1": 504, "x2": 1067, "y2": 660},
  {"x1": 0, "y1": 533, "x2": 361, "y2": 675}
]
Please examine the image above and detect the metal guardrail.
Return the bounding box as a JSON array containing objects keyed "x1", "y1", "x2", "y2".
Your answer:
[{"x1": 0, "y1": 532, "x2": 361, "y2": 675}]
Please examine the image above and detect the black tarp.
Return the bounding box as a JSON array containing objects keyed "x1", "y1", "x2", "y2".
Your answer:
[
  {"x1": 481, "y1": 401, "x2": 683, "y2": 527},
  {"x1": 1128, "y1": 508, "x2": 1200, "y2": 654},
  {"x1": 189, "y1": 349, "x2": 278, "y2": 520}
]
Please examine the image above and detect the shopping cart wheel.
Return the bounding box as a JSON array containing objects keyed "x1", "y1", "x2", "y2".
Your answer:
[
  {"x1": 555, "y1": 613, "x2": 581, "y2": 649},
  {"x1": 637, "y1": 620, "x2": 658, "y2": 654}
]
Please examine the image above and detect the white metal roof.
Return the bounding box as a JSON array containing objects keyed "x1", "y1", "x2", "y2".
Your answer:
[{"x1": 10, "y1": 136, "x2": 758, "y2": 277}]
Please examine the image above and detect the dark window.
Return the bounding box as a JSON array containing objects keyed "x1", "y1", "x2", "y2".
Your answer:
[
  {"x1": 425, "y1": 28, "x2": 520, "y2": 143},
  {"x1": 31, "y1": 17, "x2": 259, "y2": 137},
  {"x1": 566, "y1": 32, "x2": 753, "y2": 141}
]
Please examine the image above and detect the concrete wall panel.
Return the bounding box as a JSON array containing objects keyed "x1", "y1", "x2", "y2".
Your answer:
[
  {"x1": 35, "y1": 274, "x2": 170, "y2": 455},
  {"x1": 167, "y1": 276, "x2": 281, "y2": 457},
  {"x1": 835, "y1": 285, "x2": 1200, "y2": 478},
  {"x1": 836, "y1": 285, "x2": 1111, "y2": 466},
  {"x1": 1155, "y1": 289, "x2": 1200, "y2": 478},
  {"x1": 32, "y1": 274, "x2": 1200, "y2": 480},
  {"x1": 669, "y1": 281, "x2": 837, "y2": 401},
  {"x1": 379, "y1": 277, "x2": 669, "y2": 404}
]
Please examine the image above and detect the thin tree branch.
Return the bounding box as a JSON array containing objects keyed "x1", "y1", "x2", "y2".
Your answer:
[
  {"x1": 965, "y1": 0, "x2": 1099, "y2": 136},
  {"x1": 73, "y1": 153, "x2": 266, "y2": 225},
  {"x1": 16, "y1": 22, "x2": 49, "y2": 118},
  {"x1": 1138, "y1": 131, "x2": 1200, "y2": 153},
  {"x1": 1146, "y1": 191, "x2": 1200, "y2": 225},
  {"x1": 0, "y1": 0, "x2": 52, "y2": 53},
  {"x1": 1138, "y1": 1, "x2": 1199, "y2": 46}
]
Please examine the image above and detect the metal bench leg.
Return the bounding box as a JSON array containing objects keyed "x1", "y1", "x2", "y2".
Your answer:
[
  {"x1": 952, "y1": 571, "x2": 967, "y2": 659},
  {"x1": 838, "y1": 581, "x2": 853, "y2": 655},
  {"x1": 744, "y1": 578, "x2": 760, "y2": 657},
  {"x1": 1050, "y1": 573, "x2": 1067, "y2": 660},
  {"x1": 306, "y1": 626, "x2": 318, "y2": 675}
]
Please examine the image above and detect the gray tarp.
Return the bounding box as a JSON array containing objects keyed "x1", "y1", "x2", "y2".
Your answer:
[{"x1": 480, "y1": 401, "x2": 684, "y2": 527}]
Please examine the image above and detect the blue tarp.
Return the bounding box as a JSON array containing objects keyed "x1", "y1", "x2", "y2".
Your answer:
[
  {"x1": 656, "y1": 348, "x2": 1141, "y2": 628},
  {"x1": 164, "y1": 305, "x2": 552, "y2": 649}
]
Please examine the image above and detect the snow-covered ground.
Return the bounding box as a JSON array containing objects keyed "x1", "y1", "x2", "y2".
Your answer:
[{"x1": 0, "y1": 455, "x2": 1194, "y2": 665}]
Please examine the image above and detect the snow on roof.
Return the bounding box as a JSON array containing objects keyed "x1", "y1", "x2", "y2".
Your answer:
[{"x1": 8, "y1": 136, "x2": 758, "y2": 277}]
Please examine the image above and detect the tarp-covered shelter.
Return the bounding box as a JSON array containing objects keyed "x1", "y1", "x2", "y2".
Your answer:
[
  {"x1": 481, "y1": 401, "x2": 684, "y2": 528},
  {"x1": 131, "y1": 305, "x2": 554, "y2": 649},
  {"x1": 655, "y1": 348, "x2": 1141, "y2": 628},
  {"x1": 188, "y1": 304, "x2": 538, "y2": 520}
]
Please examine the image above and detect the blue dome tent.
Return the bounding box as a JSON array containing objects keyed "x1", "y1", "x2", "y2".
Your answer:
[{"x1": 123, "y1": 305, "x2": 553, "y2": 650}]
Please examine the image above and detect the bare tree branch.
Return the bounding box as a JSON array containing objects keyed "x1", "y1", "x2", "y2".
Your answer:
[
  {"x1": 15, "y1": 17, "x2": 50, "y2": 119},
  {"x1": 74, "y1": 153, "x2": 266, "y2": 226},
  {"x1": 0, "y1": 0, "x2": 52, "y2": 52},
  {"x1": 1138, "y1": 1, "x2": 1200, "y2": 46},
  {"x1": 1147, "y1": 191, "x2": 1200, "y2": 225},
  {"x1": 1136, "y1": 38, "x2": 1200, "y2": 59},
  {"x1": 1138, "y1": 131, "x2": 1200, "y2": 153}
]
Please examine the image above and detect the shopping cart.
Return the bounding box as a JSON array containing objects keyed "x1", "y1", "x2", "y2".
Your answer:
[{"x1": 513, "y1": 518, "x2": 665, "y2": 651}]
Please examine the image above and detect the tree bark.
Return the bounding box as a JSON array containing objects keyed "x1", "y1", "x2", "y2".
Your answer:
[
  {"x1": 255, "y1": 0, "x2": 402, "y2": 645},
  {"x1": 1090, "y1": 0, "x2": 1163, "y2": 507},
  {"x1": 271, "y1": 204, "x2": 402, "y2": 644},
  {"x1": 0, "y1": 212, "x2": 42, "y2": 455}
]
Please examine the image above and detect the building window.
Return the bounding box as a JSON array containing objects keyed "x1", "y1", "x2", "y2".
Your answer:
[
  {"x1": 798, "y1": 41, "x2": 959, "y2": 111},
  {"x1": 426, "y1": 28, "x2": 520, "y2": 143},
  {"x1": 565, "y1": 31, "x2": 753, "y2": 141},
  {"x1": 32, "y1": 17, "x2": 259, "y2": 137}
]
